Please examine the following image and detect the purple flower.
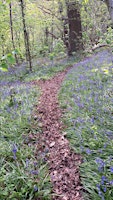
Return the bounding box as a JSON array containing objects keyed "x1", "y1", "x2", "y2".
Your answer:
[
  {"x1": 110, "y1": 166, "x2": 113, "y2": 173},
  {"x1": 12, "y1": 144, "x2": 18, "y2": 160},
  {"x1": 30, "y1": 170, "x2": 38, "y2": 175},
  {"x1": 101, "y1": 176, "x2": 107, "y2": 182},
  {"x1": 34, "y1": 161, "x2": 38, "y2": 167},
  {"x1": 98, "y1": 149, "x2": 103, "y2": 154},
  {"x1": 103, "y1": 187, "x2": 107, "y2": 193},
  {"x1": 109, "y1": 180, "x2": 113, "y2": 185},
  {"x1": 26, "y1": 158, "x2": 29, "y2": 168},
  {"x1": 86, "y1": 148, "x2": 91, "y2": 155},
  {"x1": 34, "y1": 185, "x2": 38, "y2": 192},
  {"x1": 97, "y1": 184, "x2": 105, "y2": 200},
  {"x1": 109, "y1": 156, "x2": 113, "y2": 161},
  {"x1": 101, "y1": 176, "x2": 108, "y2": 185},
  {"x1": 80, "y1": 145, "x2": 84, "y2": 152},
  {"x1": 95, "y1": 158, "x2": 105, "y2": 172},
  {"x1": 76, "y1": 102, "x2": 84, "y2": 109}
]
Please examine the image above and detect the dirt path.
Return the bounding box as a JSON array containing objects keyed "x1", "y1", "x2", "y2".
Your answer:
[{"x1": 36, "y1": 69, "x2": 83, "y2": 200}]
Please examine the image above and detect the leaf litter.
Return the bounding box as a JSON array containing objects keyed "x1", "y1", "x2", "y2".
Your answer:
[{"x1": 33, "y1": 67, "x2": 83, "y2": 200}]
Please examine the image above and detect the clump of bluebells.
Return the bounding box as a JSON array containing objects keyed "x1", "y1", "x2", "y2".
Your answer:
[
  {"x1": 0, "y1": 66, "x2": 51, "y2": 199},
  {"x1": 59, "y1": 50, "x2": 113, "y2": 199}
]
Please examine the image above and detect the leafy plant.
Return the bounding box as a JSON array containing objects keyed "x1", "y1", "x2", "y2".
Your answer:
[
  {"x1": 0, "y1": 64, "x2": 52, "y2": 199},
  {"x1": 0, "y1": 53, "x2": 16, "y2": 71},
  {"x1": 59, "y1": 50, "x2": 113, "y2": 200}
]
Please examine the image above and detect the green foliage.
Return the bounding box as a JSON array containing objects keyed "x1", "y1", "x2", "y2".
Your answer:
[
  {"x1": 0, "y1": 53, "x2": 16, "y2": 71},
  {"x1": 0, "y1": 0, "x2": 112, "y2": 61},
  {"x1": 81, "y1": 0, "x2": 112, "y2": 50},
  {"x1": 59, "y1": 50, "x2": 113, "y2": 200},
  {"x1": 39, "y1": 45, "x2": 49, "y2": 57},
  {"x1": 99, "y1": 27, "x2": 113, "y2": 46},
  {"x1": 53, "y1": 38, "x2": 66, "y2": 55},
  {"x1": 0, "y1": 54, "x2": 79, "y2": 199},
  {"x1": 0, "y1": 64, "x2": 52, "y2": 199}
]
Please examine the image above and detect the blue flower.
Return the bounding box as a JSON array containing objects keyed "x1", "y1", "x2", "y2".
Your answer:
[
  {"x1": 103, "y1": 187, "x2": 107, "y2": 193},
  {"x1": 110, "y1": 166, "x2": 113, "y2": 173},
  {"x1": 30, "y1": 170, "x2": 38, "y2": 175},
  {"x1": 34, "y1": 185, "x2": 38, "y2": 192},
  {"x1": 95, "y1": 158, "x2": 105, "y2": 172},
  {"x1": 109, "y1": 180, "x2": 113, "y2": 185},
  {"x1": 86, "y1": 148, "x2": 91, "y2": 155},
  {"x1": 101, "y1": 176, "x2": 107, "y2": 183},
  {"x1": 12, "y1": 144, "x2": 18, "y2": 160},
  {"x1": 26, "y1": 158, "x2": 29, "y2": 168}
]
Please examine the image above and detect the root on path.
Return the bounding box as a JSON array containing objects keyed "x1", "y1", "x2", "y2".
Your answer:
[{"x1": 36, "y1": 69, "x2": 83, "y2": 200}]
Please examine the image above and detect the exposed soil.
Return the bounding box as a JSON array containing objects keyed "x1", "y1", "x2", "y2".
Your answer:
[{"x1": 34, "y1": 68, "x2": 83, "y2": 200}]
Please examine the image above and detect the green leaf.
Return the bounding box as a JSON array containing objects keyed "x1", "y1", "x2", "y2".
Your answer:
[
  {"x1": 12, "y1": 49, "x2": 19, "y2": 55},
  {"x1": 7, "y1": 54, "x2": 15, "y2": 64},
  {"x1": 0, "y1": 67, "x2": 8, "y2": 72},
  {"x1": 6, "y1": 0, "x2": 11, "y2": 3},
  {"x1": 1, "y1": 61, "x2": 8, "y2": 69}
]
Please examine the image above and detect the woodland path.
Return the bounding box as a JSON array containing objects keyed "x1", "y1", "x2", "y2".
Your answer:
[{"x1": 35, "y1": 67, "x2": 83, "y2": 200}]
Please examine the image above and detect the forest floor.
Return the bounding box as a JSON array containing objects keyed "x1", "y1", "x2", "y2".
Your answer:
[
  {"x1": 33, "y1": 67, "x2": 83, "y2": 200},
  {"x1": 0, "y1": 49, "x2": 113, "y2": 200},
  {"x1": 32, "y1": 49, "x2": 113, "y2": 200}
]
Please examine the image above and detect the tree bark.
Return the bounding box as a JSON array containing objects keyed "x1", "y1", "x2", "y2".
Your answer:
[
  {"x1": 19, "y1": 0, "x2": 32, "y2": 71},
  {"x1": 9, "y1": 2, "x2": 18, "y2": 64},
  {"x1": 67, "y1": 2, "x2": 83, "y2": 56},
  {"x1": 105, "y1": 0, "x2": 113, "y2": 24},
  {"x1": 51, "y1": 0, "x2": 55, "y2": 52}
]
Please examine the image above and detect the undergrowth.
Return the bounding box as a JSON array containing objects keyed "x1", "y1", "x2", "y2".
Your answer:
[
  {"x1": 0, "y1": 58, "x2": 58, "y2": 200},
  {"x1": 0, "y1": 55, "x2": 80, "y2": 199},
  {"x1": 59, "y1": 50, "x2": 113, "y2": 200},
  {"x1": 0, "y1": 56, "x2": 79, "y2": 84},
  {"x1": 0, "y1": 82, "x2": 52, "y2": 199}
]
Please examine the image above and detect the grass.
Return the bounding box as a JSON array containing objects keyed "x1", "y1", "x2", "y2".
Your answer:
[
  {"x1": 0, "y1": 82, "x2": 52, "y2": 199},
  {"x1": 59, "y1": 50, "x2": 113, "y2": 200}
]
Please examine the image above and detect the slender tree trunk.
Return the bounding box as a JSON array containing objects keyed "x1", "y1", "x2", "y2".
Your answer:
[
  {"x1": 2, "y1": 44, "x2": 5, "y2": 56},
  {"x1": 1, "y1": 35, "x2": 5, "y2": 56},
  {"x1": 45, "y1": 27, "x2": 49, "y2": 46},
  {"x1": 9, "y1": 2, "x2": 18, "y2": 64},
  {"x1": 51, "y1": 0, "x2": 55, "y2": 52},
  {"x1": 19, "y1": 0, "x2": 32, "y2": 71},
  {"x1": 63, "y1": 18, "x2": 69, "y2": 50},
  {"x1": 15, "y1": 31, "x2": 20, "y2": 49}
]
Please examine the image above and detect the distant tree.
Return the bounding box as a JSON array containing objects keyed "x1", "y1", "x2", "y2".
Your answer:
[
  {"x1": 9, "y1": 2, "x2": 18, "y2": 64},
  {"x1": 19, "y1": 0, "x2": 32, "y2": 71}
]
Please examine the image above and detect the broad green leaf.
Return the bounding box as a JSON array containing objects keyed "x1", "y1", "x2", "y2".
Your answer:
[
  {"x1": 0, "y1": 67, "x2": 8, "y2": 72},
  {"x1": 1, "y1": 61, "x2": 8, "y2": 69},
  {"x1": 7, "y1": 54, "x2": 15, "y2": 64}
]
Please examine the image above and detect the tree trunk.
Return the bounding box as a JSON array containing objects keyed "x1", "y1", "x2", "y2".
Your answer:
[
  {"x1": 50, "y1": 0, "x2": 55, "y2": 52},
  {"x1": 2, "y1": 44, "x2": 5, "y2": 56},
  {"x1": 1, "y1": 35, "x2": 5, "y2": 56},
  {"x1": 67, "y1": 2, "x2": 83, "y2": 56},
  {"x1": 19, "y1": 0, "x2": 32, "y2": 71},
  {"x1": 105, "y1": 0, "x2": 113, "y2": 24},
  {"x1": 9, "y1": 2, "x2": 18, "y2": 64},
  {"x1": 45, "y1": 27, "x2": 49, "y2": 46}
]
